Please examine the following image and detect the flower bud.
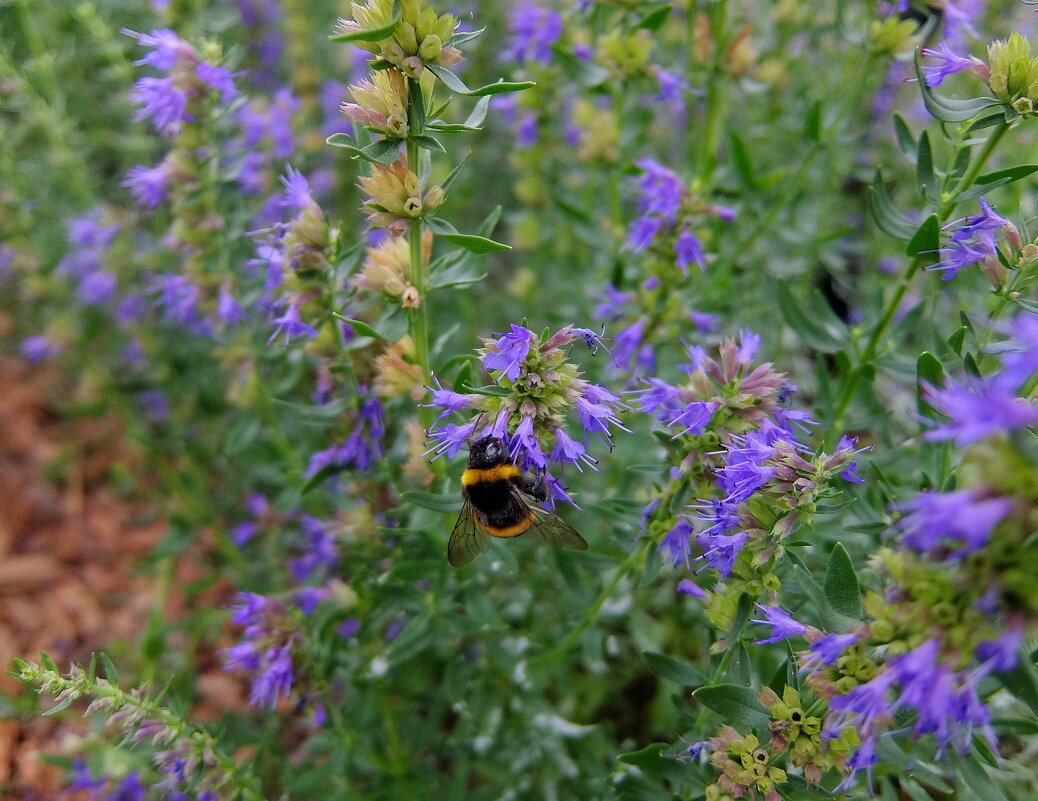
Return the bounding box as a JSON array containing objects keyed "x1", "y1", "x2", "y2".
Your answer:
[{"x1": 418, "y1": 33, "x2": 442, "y2": 62}]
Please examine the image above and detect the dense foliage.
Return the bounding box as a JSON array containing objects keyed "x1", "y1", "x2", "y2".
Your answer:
[{"x1": 4, "y1": 0, "x2": 1038, "y2": 799}]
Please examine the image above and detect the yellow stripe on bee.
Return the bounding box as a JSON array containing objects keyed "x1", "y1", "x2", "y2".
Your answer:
[
  {"x1": 461, "y1": 464, "x2": 521, "y2": 486},
  {"x1": 480, "y1": 511, "x2": 536, "y2": 538}
]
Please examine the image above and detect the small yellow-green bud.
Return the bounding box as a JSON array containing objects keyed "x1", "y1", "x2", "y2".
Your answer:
[
  {"x1": 419, "y1": 33, "x2": 442, "y2": 62},
  {"x1": 397, "y1": 21, "x2": 419, "y2": 54},
  {"x1": 867, "y1": 17, "x2": 918, "y2": 57}
]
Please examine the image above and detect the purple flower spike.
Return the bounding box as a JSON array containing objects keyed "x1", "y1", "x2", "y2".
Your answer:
[
  {"x1": 267, "y1": 303, "x2": 318, "y2": 345},
  {"x1": 920, "y1": 42, "x2": 975, "y2": 87}
]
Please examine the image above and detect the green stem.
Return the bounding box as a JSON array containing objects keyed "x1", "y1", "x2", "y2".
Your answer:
[
  {"x1": 406, "y1": 81, "x2": 434, "y2": 431},
  {"x1": 697, "y1": 0, "x2": 728, "y2": 184},
  {"x1": 829, "y1": 121, "x2": 1012, "y2": 438}
]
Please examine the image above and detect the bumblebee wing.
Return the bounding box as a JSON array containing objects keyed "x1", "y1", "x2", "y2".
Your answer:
[
  {"x1": 447, "y1": 500, "x2": 491, "y2": 567},
  {"x1": 523, "y1": 503, "x2": 589, "y2": 553}
]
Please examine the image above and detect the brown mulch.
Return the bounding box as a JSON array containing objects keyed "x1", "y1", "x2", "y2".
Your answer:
[{"x1": 0, "y1": 349, "x2": 248, "y2": 799}]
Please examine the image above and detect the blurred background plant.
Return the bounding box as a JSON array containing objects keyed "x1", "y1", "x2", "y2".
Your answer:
[{"x1": 3, "y1": 0, "x2": 1038, "y2": 799}]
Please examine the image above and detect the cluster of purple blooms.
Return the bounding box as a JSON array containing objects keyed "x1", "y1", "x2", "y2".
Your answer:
[
  {"x1": 502, "y1": 2, "x2": 563, "y2": 66},
  {"x1": 424, "y1": 324, "x2": 628, "y2": 508},
  {"x1": 930, "y1": 197, "x2": 1013, "y2": 281},
  {"x1": 624, "y1": 158, "x2": 734, "y2": 272},
  {"x1": 220, "y1": 593, "x2": 297, "y2": 709},
  {"x1": 306, "y1": 393, "x2": 387, "y2": 479}
]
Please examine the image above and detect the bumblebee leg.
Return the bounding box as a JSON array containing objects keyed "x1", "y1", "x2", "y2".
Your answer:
[{"x1": 514, "y1": 472, "x2": 549, "y2": 503}]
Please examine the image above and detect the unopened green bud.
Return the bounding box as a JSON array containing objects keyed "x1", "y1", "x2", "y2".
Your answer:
[
  {"x1": 397, "y1": 21, "x2": 418, "y2": 53},
  {"x1": 419, "y1": 34, "x2": 442, "y2": 62},
  {"x1": 402, "y1": 0, "x2": 420, "y2": 24},
  {"x1": 1013, "y1": 96, "x2": 1034, "y2": 116},
  {"x1": 423, "y1": 184, "x2": 444, "y2": 210}
]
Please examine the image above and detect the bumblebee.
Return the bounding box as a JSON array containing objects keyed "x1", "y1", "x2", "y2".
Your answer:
[{"x1": 448, "y1": 436, "x2": 588, "y2": 566}]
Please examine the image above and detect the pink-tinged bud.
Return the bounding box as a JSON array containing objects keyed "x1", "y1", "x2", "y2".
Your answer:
[
  {"x1": 402, "y1": 56, "x2": 424, "y2": 77},
  {"x1": 968, "y1": 56, "x2": 991, "y2": 81},
  {"x1": 1003, "y1": 220, "x2": 1022, "y2": 251},
  {"x1": 439, "y1": 47, "x2": 464, "y2": 66},
  {"x1": 980, "y1": 253, "x2": 1008, "y2": 288},
  {"x1": 401, "y1": 287, "x2": 421, "y2": 308},
  {"x1": 340, "y1": 102, "x2": 388, "y2": 127}
]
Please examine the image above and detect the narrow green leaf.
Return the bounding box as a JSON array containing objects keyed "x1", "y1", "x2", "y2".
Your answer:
[
  {"x1": 916, "y1": 351, "x2": 946, "y2": 419},
  {"x1": 955, "y1": 754, "x2": 1010, "y2": 801},
  {"x1": 329, "y1": 1, "x2": 402, "y2": 42},
  {"x1": 364, "y1": 137, "x2": 404, "y2": 164},
  {"x1": 425, "y1": 64, "x2": 533, "y2": 96},
  {"x1": 461, "y1": 384, "x2": 512, "y2": 397},
  {"x1": 824, "y1": 543, "x2": 863, "y2": 619},
  {"x1": 967, "y1": 111, "x2": 1011, "y2": 132},
  {"x1": 424, "y1": 215, "x2": 459, "y2": 235},
  {"x1": 439, "y1": 153, "x2": 470, "y2": 194},
  {"x1": 774, "y1": 282, "x2": 842, "y2": 353},
  {"x1": 402, "y1": 491, "x2": 463, "y2": 514},
  {"x1": 451, "y1": 361, "x2": 474, "y2": 394},
  {"x1": 893, "y1": 113, "x2": 916, "y2": 154},
  {"x1": 43, "y1": 696, "x2": 77, "y2": 716},
  {"x1": 995, "y1": 652, "x2": 1038, "y2": 716},
  {"x1": 727, "y1": 131, "x2": 758, "y2": 189},
  {"x1": 636, "y1": 5, "x2": 672, "y2": 30},
  {"x1": 326, "y1": 132, "x2": 356, "y2": 149},
  {"x1": 948, "y1": 326, "x2": 968, "y2": 355},
  {"x1": 643, "y1": 651, "x2": 707, "y2": 686},
  {"x1": 332, "y1": 314, "x2": 392, "y2": 341},
  {"x1": 905, "y1": 213, "x2": 939, "y2": 260},
  {"x1": 300, "y1": 461, "x2": 343, "y2": 495},
  {"x1": 869, "y1": 170, "x2": 917, "y2": 240},
  {"x1": 618, "y1": 742, "x2": 667, "y2": 769},
  {"x1": 98, "y1": 652, "x2": 119, "y2": 686},
  {"x1": 964, "y1": 351, "x2": 982, "y2": 377},
  {"x1": 438, "y1": 232, "x2": 510, "y2": 253},
  {"x1": 692, "y1": 684, "x2": 771, "y2": 730},
  {"x1": 804, "y1": 100, "x2": 822, "y2": 142},
  {"x1": 446, "y1": 27, "x2": 485, "y2": 47},
  {"x1": 410, "y1": 134, "x2": 444, "y2": 154},
  {"x1": 955, "y1": 164, "x2": 1038, "y2": 203},
  {"x1": 915, "y1": 130, "x2": 936, "y2": 199}
]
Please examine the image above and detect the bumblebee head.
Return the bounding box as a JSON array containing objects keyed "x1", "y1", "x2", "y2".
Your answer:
[{"x1": 468, "y1": 436, "x2": 508, "y2": 469}]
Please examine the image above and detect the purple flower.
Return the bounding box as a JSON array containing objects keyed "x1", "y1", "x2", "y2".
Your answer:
[
  {"x1": 751, "y1": 604, "x2": 807, "y2": 645},
  {"x1": 422, "y1": 374, "x2": 473, "y2": 422},
  {"x1": 550, "y1": 427, "x2": 597, "y2": 471},
  {"x1": 129, "y1": 76, "x2": 188, "y2": 137},
  {"x1": 924, "y1": 380, "x2": 1038, "y2": 445},
  {"x1": 249, "y1": 643, "x2": 293, "y2": 708},
  {"x1": 666, "y1": 400, "x2": 717, "y2": 438},
  {"x1": 78, "y1": 270, "x2": 118, "y2": 305},
  {"x1": 338, "y1": 618, "x2": 361, "y2": 639},
  {"x1": 122, "y1": 163, "x2": 169, "y2": 207},
  {"x1": 290, "y1": 516, "x2": 339, "y2": 582},
  {"x1": 196, "y1": 62, "x2": 239, "y2": 101},
  {"x1": 655, "y1": 68, "x2": 690, "y2": 108},
  {"x1": 920, "y1": 42, "x2": 975, "y2": 86},
  {"x1": 149, "y1": 274, "x2": 201, "y2": 324},
  {"x1": 270, "y1": 87, "x2": 299, "y2": 158},
  {"x1": 613, "y1": 319, "x2": 646, "y2": 370},
  {"x1": 216, "y1": 286, "x2": 245, "y2": 325},
  {"x1": 68, "y1": 760, "x2": 105, "y2": 794},
  {"x1": 279, "y1": 165, "x2": 313, "y2": 210},
  {"x1": 503, "y1": 3, "x2": 563, "y2": 65},
  {"x1": 675, "y1": 230, "x2": 706, "y2": 272},
  {"x1": 592, "y1": 284, "x2": 630, "y2": 321},
  {"x1": 109, "y1": 771, "x2": 146, "y2": 801},
  {"x1": 800, "y1": 632, "x2": 859, "y2": 673},
  {"x1": 121, "y1": 28, "x2": 190, "y2": 70},
  {"x1": 516, "y1": 114, "x2": 539, "y2": 147},
  {"x1": 20, "y1": 335, "x2": 61, "y2": 363},
  {"x1": 695, "y1": 530, "x2": 748, "y2": 578},
  {"x1": 834, "y1": 738, "x2": 877, "y2": 794},
  {"x1": 483, "y1": 324, "x2": 534, "y2": 381},
  {"x1": 66, "y1": 210, "x2": 119, "y2": 249},
  {"x1": 268, "y1": 303, "x2": 318, "y2": 344},
  {"x1": 630, "y1": 377, "x2": 682, "y2": 418},
  {"x1": 624, "y1": 214, "x2": 663, "y2": 254},
  {"x1": 658, "y1": 516, "x2": 694, "y2": 568},
  {"x1": 425, "y1": 419, "x2": 479, "y2": 460},
  {"x1": 631, "y1": 158, "x2": 683, "y2": 219},
  {"x1": 510, "y1": 414, "x2": 547, "y2": 469},
  {"x1": 677, "y1": 578, "x2": 706, "y2": 598},
  {"x1": 891, "y1": 488, "x2": 1011, "y2": 557},
  {"x1": 949, "y1": 197, "x2": 1009, "y2": 245}
]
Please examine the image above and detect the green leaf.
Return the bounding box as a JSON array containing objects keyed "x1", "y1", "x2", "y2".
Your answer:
[
  {"x1": 439, "y1": 153, "x2": 470, "y2": 194},
  {"x1": 424, "y1": 216, "x2": 459, "y2": 235},
  {"x1": 869, "y1": 169, "x2": 917, "y2": 240},
  {"x1": 905, "y1": 213, "x2": 939, "y2": 260},
  {"x1": 956, "y1": 164, "x2": 1038, "y2": 202},
  {"x1": 300, "y1": 461, "x2": 343, "y2": 495},
  {"x1": 329, "y1": 1, "x2": 401, "y2": 42},
  {"x1": 446, "y1": 27, "x2": 485, "y2": 47},
  {"x1": 438, "y1": 232, "x2": 510, "y2": 253},
  {"x1": 914, "y1": 51, "x2": 1001, "y2": 122},
  {"x1": 967, "y1": 111, "x2": 1011, "y2": 132},
  {"x1": 893, "y1": 113, "x2": 916, "y2": 154},
  {"x1": 325, "y1": 134, "x2": 402, "y2": 164},
  {"x1": 692, "y1": 684, "x2": 771, "y2": 730},
  {"x1": 461, "y1": 383, "x2": 512, "y2": 397},
  {"x1": 428, "y1": 253, "x2": 486, "y2": 289},
  {"x1": 43, "y1": 695, "x2": 77, "y2": 716},
  {"x1": 915, "y1": 130, "x2": 936, "y2": 199},
  {"x1": 642, "y1": 651, "x2": 707, "y2": 686},
  {"x1": 410, "y1": 134, "x2": 446, "y2": 153},
  {"x1": 803, "y1": 100, "x2": 822, "y2": 142},
  {"x1": 774, "y1": 281, "x2": 842, "y2": 353},
  {"x1": 948, "y1": 325, "x2": 968, "y2": 355},
  {"x1": 727, "y1": 131, "x2": 758, "y2": 190},
  {"x1": 427, "y1": 95, "x2": 491, "y2": 133},
  {"x1": 955, "y1": 754, "x2": 1010, "y2": 801},
  {"x1": 332, "y1": 314, "x2": 392, "y2": 341},
  {"x1": 98, "y1": 652, "x2": 119, "y2": 686},
  {"x1": 617, "y1": 742, "x2": 667, "y2": 770},
  {"x1": 425, "y1": 64, "x2": 534, "y2": 96},
  {"x1": 916, "y1": 351, "x2": 946, "y2": 419},
  {"x1": 402, "y1": 491, "x2": 462, "y2": 514},
  {"x1": 636, "y1": 5, "x2": 672, "y2": 30},
  {"x1": 823, "y1": 543, "x2": 863, "y2": 619}
]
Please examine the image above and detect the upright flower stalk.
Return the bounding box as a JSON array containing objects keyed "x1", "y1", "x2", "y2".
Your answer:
[{"x1": 330, "y1": 0, "x2": 531, "y2": 429}]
